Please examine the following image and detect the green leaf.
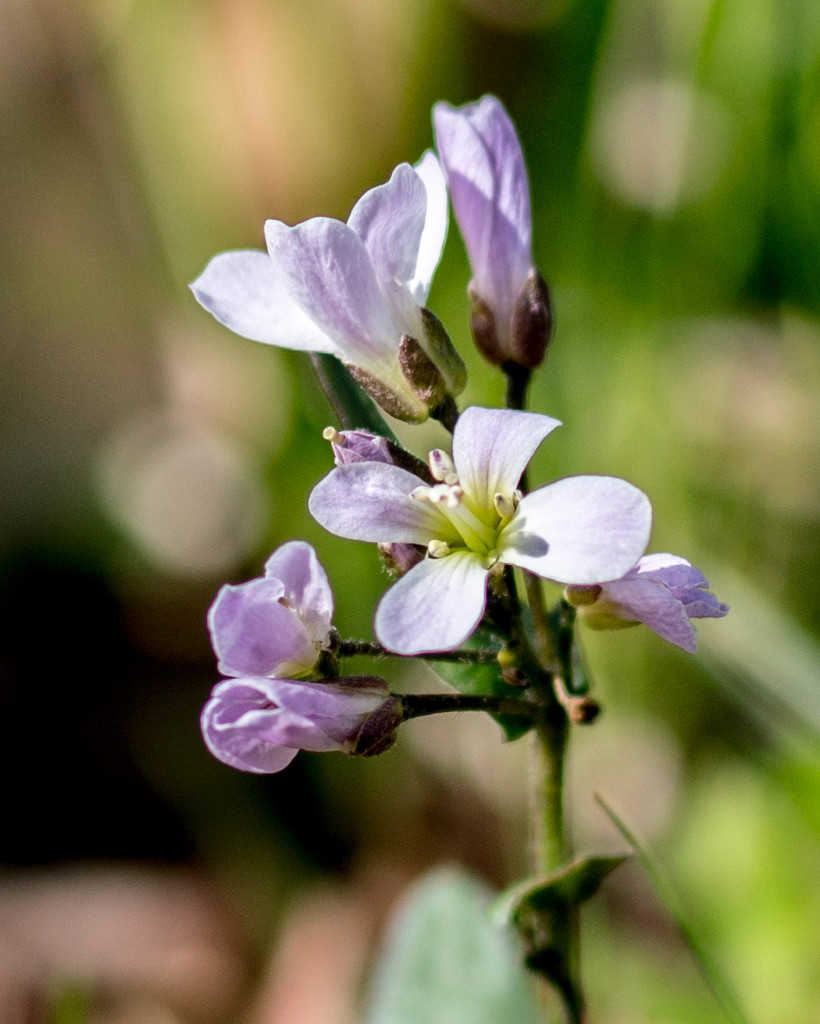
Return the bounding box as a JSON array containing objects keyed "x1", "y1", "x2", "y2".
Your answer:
[
  {"x1": 426, "y1": 627, "x2": 534, "y2": 741},
  {"x1": 364, "y1": 867, "x2": 544, "y2": 1024},
  {"x1": 491, "y1": 854, "x2": 630, "y2": 927}
]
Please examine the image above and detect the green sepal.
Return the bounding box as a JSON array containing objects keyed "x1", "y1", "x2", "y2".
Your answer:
[
  {"x1": 426, "y1": 626, "x2": 534, "y2": 741},
  {"x1": 491, "y1": 853, "x2": 630, "y2": 927}
]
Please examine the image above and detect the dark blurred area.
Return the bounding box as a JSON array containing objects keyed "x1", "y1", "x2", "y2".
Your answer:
[{"x1": 1, "y1": 0, "x2": 819, "y2": 1021}]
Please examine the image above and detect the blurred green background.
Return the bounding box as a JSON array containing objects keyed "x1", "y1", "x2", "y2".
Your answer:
[{"x1": 1, "y1": 0, "x2": 819, "y2": 1021}]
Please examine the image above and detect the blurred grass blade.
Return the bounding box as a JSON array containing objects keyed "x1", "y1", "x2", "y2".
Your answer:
[{"x1": 595, "y1": 794, "x2": 753, "y2": 1024}]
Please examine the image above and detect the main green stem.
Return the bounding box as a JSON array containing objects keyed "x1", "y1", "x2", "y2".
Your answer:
[{"x1": 503, "y1": 362, "x2": 583, "y2": 1023}]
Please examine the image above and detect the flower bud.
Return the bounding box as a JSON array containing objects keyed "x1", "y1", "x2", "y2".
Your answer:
[
  {"x1": 378, "y1": 542, "x2": 425, "y2": 577},
  {"x1": 566, "y1": 554, "x2": 728, "y2": 653},
  {"x1": 201, "y1": 675, "x2": 397, "y2": 774}
]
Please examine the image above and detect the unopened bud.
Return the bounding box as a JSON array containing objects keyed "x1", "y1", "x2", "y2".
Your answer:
[
  {"x1": 566, "y1": 696, "x2": 601, "y2": 725},
  {"x1": 510, "y1": 268, "x2": 554, "y2": 370},
  {"x1": 378, "y1": 543, "x2": 425, "y2": 577}
]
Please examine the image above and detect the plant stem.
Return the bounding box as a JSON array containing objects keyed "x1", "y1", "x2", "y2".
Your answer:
[
  {"x1": 399, "y1": 692, "x2": 538, "y2": 720},
  {"x1": 531, "y1": 707, "x2": 584, "y2": 1024},
  {"x1": 503, "y1": 362, "x2": 531, "y2": 411},
  {"x1": 310, "y1": 353, "x2": 397, "y2": 438},
  {"x1": 337, "y1": 639, "x2": 501, "y2": 663}
]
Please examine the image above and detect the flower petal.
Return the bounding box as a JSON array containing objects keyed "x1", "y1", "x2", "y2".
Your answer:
[
  {"x1": 201, "y1": 680, "x2": 299, "y2": 773},
  {"x1": 597, "y1": 577, "x2": 698, "y2": 653},
  {"x1": 453, "y1": 406, "x2": 561, "y2": 509},
  {"x1": 208, "y1": 579, "x2": 317, "y2": 678},
  {"x1": 408, "y1": 151, "x2": 449, "y2": 304},
  {"x1": 264, "y1": 217, "x2": 399, "y2": 380},
  {"x1": 264, "y1": 540, "x2": 333, "y2": 647},
  {"x1": 310, "y1": 463, "x2": 458, "y2": 545},
  {"x1": 500, "y1": 475, "x2": 652, "y2": 583},
  {"x1": 347, "y1": 163, "x2": 428, "y2": 294},
  {"x1": 190, "y1": 249, "x2": 337, "y2": 352},
  {"x1": 269, "y1": 675, "x2": 390, "y2": 719},
  {"x1": 434, "y1": 96, "x2": 532, "y2": 316},
  {"x1": 375, "y1": 551, "x2": 488, "y2": 654}
]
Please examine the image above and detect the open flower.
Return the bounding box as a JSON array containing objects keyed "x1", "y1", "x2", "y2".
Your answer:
[
  {"x1": 191, "y1": 154, "x2": 465, "y2": 422},
  {"x1": 309, "y1": 406, "x2": 652, "y2": 654},
  {"x1": 201, "y1": 676, "x2": 401, "y2": 774},
  {"x1": 433, "y1": 95, "x2": 552, "y2": 369},
  {"x1": 566, "y1": 553, "x2": 729, "y2": 653},
  {"x1": 208, "y1": 541, "x2": 334, "y2": 679}
]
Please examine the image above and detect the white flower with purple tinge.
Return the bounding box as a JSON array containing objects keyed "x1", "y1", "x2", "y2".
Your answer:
[
  {"x1": 434, "y1": 95, "x2": 551, "y2": 369},
  {"x1": 201, "y1": 675, "x2": 397, "y2": 774},
  {"x1": 191, "y1": 153, "x2": 464, "y2": 422},
  {"x1": 204, "y1": 541, "x2": 401, "y2": 773},
  {"x1": 309, "y1": 406, "x2": 652, "y2": 655},
  {"x1": 566, "y1": 553, "x2": 729, "y2": 653},
  {"x1": 208, "y1": 541, "x2": 334, "y2": 679}
]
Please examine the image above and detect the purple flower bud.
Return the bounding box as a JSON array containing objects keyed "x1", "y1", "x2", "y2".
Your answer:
[
  {"x1": 566, "y1": 553, "x2": 729, "y2": 653},
  {"x1": 322, "y1": 426, "x2": 433, "y2": 482},
  {"x1": 323, "y1": 427, "x2": 396, "y2": 466},
  {"x1": 434, "y1": 95, "x2": 551, "y2": 369},
  {"x1": 208, "y1": 541, "x2": 333, "y2": 679},
  {"x1": 201, "y1": 676, "x2": 402, "y2": 774}
]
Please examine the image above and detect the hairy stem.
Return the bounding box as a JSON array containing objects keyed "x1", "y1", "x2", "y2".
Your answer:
[
  {"x1": 337, "y1": 639, "x2": 501, "y2": 663},
  {"x1": 400, "y1": 692, "x2": 538, "y2": 720}
]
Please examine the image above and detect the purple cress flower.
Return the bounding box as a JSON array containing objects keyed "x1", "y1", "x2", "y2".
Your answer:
[
  {"x1": 434, "y1": 95, "x2": 552, "y2": 370},
  {"x1": 208, "y1": 541, "x2": 334, "y2": 679},
  {"x1": 201, "y1": 676, "x2": 401, "y2": 774},
  {"x1": 309, "y1": 406, "x2": 652, "y2": 655},
  {"x1": 565, "y1": 553, "x2": 729, "y2": 653},
  {"x1": 191, "y1": 153, "x2": 466, "y2": 422},
  {"x1": 203, "y1": 541, "x2": 402, "y2": 773}
]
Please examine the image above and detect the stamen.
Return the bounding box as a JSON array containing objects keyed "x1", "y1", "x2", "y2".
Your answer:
[
  {"x1": 445, "y1": 486, "x2": 463, "y2": 509},
  {"x1": 494, "y1": 492, "x2": 516, "y2": 519},
  {"x1": 428, "y1": 449, "x2": 457, "y2": 482},
  {"x1": 410, "y1": 485, "x2": 432, "y2": 501},
  {"x1": 322, "y1": 426, "x2": 343, "y2": 444},
  {"x1": 427, "y1": 539, "x2": 450, "y2": 558},
  {"x1": 481, "y1": 550, "x2": 500, "y2": 569},
  {"x1": 512, "y1": 489, "x2": 523, "y2": 507}
]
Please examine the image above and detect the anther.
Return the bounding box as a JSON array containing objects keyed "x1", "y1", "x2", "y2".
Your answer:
[
  {"x1": 323, "y1": 426, "x2": 343, "y2": 444},
  {"x1": 427, "y1": 539, "x2": 450, "y2": 558},
  {"x1": 428, "y1": 449, "x2": 457, "y2": 482},
  {"x1": 445, "y1": 486, "x2": 463, "y2": 509},
  {"x1": 494, "y1": 492, "x2": 516, "y2": 519}
]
